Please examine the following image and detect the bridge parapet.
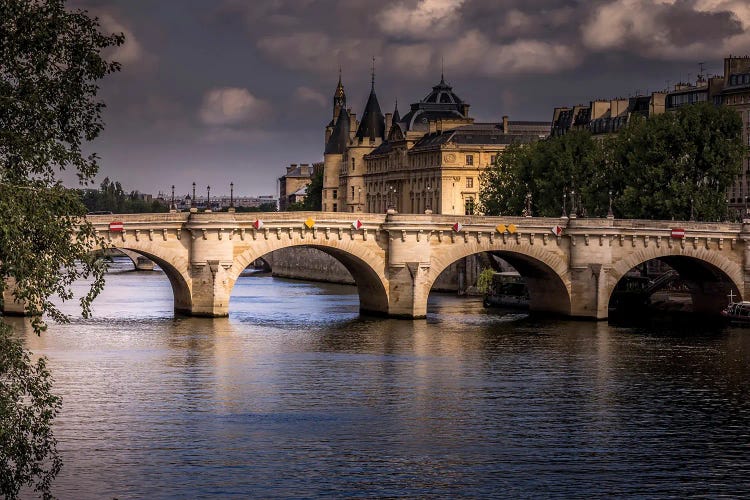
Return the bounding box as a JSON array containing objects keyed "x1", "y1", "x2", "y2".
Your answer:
[{"x1": 5, "y1": 212, "x2": 748, "y2": 320}]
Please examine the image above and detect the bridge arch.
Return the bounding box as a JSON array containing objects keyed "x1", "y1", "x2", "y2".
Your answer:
[
  {"x1": 106, "y1": 243, "x2": 192, "y2": 314},
  {"x1": 231, "y1": 241, "x2": 389, "y2": 315},
  {"x1": 425, "y1": 242, "x2": 572, "y2": 316},
  {"x1": 605, "y1": 246, "x2": 743, "y2": 315}
]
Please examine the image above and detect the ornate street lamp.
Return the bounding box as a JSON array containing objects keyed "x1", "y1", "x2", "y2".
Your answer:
[
  {"x1": 570, "y1": 189, "x2": 577, "y2": 218},
  {"x1": 561, "y1": 188, "x2": 567, "y2": 218},
  {"x1": 230, "y1": 182, "x2": 234, "y2": 208},
  {"x1": 525, "y1": 192, "x2": 532, "y2": 217},
  {"x1": 192, "y1": 182, "x2": 196, "y2": 203},
  {"x1": 171, "y1": 185, "x2": 175, "y2": 210},
  {"x1": 207, "y1": 185, "x2": 211, "y2": 211},
  {"x1": 607, "y1": 190, "x2": 614, "y2": 219}
]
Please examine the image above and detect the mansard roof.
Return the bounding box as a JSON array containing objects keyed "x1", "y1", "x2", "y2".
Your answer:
[
  {"x1": 324, "y1": 108, "x2": 350, "y2": 155},
  {"x1": 409, "y1": 123, "x2": 543, "y2": 152},
  {"x1": 421, "y1": 75, "x2": 465, "y2": 106},
  {"x1": 355, "y1": 89, "x2": 386, "y2": 140},
  {"x1": 396, "y1": 76, "x2": 470, "y2": 133}
]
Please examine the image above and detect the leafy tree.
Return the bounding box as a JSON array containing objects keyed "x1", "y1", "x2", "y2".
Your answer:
[
  {"x1": 480, "y1": 104, "x2": 745, "y2": 221},
  {"x1": 479, "y1": 142, "x2": 530, "y2": 216},
  {"x1": 302, "y1": 169, "x2": 323, "y2": 211},
  {"x1": 0, "y1": 0, "x2": 122, "y2": 497},
  {"x1": 79, "y1": 178, "x2": 169, "y2": 213},
  {"x1": 480, "y1": 132, "x2": 605, "y2": 217},
  {"x1": 614, "y1": 103, "x2": 745, "y2": 220},
  {"x1": 0, "y1": 329, "x2": 62, "y2": 499}
]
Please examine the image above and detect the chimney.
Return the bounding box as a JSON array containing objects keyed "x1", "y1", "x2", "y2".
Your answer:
[
  {"x1": 287, "y1": 163, "x2": 297, "y2": 174},
  {"x1": 300, "y1": 164, "x2": 310, "y2": 176},
  {"x1": 385, "y1": 112, "x2": 392, "y2": 134},
  {"x1": 502, "y1": 115, "x2": 509, "y2": 134}
]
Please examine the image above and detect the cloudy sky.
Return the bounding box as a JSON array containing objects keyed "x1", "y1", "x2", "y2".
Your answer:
[{"x1": 72, "y1": 0, "x2": 750, "y2": 198}]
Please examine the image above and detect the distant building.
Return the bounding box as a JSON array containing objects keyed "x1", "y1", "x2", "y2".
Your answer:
[
  {"x1": 717, "y1": 56, "x2": 750, "y2": 216},
  {"x1": 551, "y1": 93, "x2": 666, "y2": 137},
  {"x1": 278, "y1": 162, "x2": 322, "y2": 211},
  {"x1": 323, "y1": 72, "x2": 549, "y2": 214},
  {"x1": 175, "y1": 194, "x2": 277, "y2": 211},
  {"x1": 550, "y1": 56, "x2": 750, "y2": 219}
]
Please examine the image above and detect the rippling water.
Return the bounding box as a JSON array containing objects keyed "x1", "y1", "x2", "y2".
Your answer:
[{"x1": 9, "y1": 257, "x2": 750, "y2": 498}]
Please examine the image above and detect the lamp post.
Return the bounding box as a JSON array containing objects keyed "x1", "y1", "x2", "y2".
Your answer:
[
  {"x1": 561, "y1": 188, "x2": 567, "y2": 218},
  {"x1": 358, "y1": 186, "x2": 361, "y2": 211},
  {"x1": 425, "y1": 184, "x2": 432, "y2": 214},
  {"x1": 524, "y1": 192, "x2": 532, "y2": 217},
  {"x1": 607, "y1": 189, "x2": 614, "y2": 219},
  {"x1": 230, "y1": 182, "x2": 234, "y2": 208},
  {"x1": 570, "y1": 189, "x2": 577, "y2": 218},
  {"x1": 192, "y1": 182, "x2": 196, "y2": 203},
  {"x1": 206, "y1": 185, "x2": 211, "y2": 212},
  {"x1": 690, "y1": 197, "x2": 695, "y2": 221},
  {"x1": 171, "y1": 185, "x2": 175, "y2": 211},
  {"x1": 387, "y1": 184, "x2": 397, "y2": 213}
]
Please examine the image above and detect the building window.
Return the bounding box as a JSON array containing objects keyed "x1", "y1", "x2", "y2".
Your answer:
[
  {"x1": 490, "y1": 155, "x2": 496, "y2": 165},
  {"x1": 333, "y1": 203, "x2": 337, "y2": 212},
  {"x1": 466, "y1": 154, "x2": 474, "y2": 166},
  {"x1": 352, "y1": 158, "x2": 355, "y2": 171},
  {"x1": 464, "y1": 197, "x2": 475, "y2": 215},
  {"x1": 466, "y1": 177, "x2": 474, "y2": 188},
  {"x1": 351, "y1": 186, "x2": 354, "y2": 198},
  {"x1": 333, "y1": 189, "x2": 338, "y2": 200}
]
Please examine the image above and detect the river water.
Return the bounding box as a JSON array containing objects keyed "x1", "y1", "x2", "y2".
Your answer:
[{"x1": 9, "y1": 257, "x2": 750, "y2": 498}]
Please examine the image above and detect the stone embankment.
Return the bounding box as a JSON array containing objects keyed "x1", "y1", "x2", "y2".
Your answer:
[{"x1": 262, "y1": 247, "x2": 488, "y2": 294}]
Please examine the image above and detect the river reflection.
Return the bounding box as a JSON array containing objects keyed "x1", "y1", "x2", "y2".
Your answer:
[{"x1": 9, "y1": 257, "x2": 750, "y2": 498}]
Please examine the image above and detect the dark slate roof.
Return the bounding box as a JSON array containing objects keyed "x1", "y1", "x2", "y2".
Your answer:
[
  {"x1": 421, "y1": 75, "x2": 465, "y2": 106},
  {"x1": 409, "y1": 123, "x2": 540, "y2": 152},
  {"x1": 394, "y1": 76, "x2": 470, "y2": 133},
  {"x1": 355, "y1": 90, "x2": 386, "y2": 140},
  {"x1": 324, "y1": 108, "x2": 350, "y2": 155},
  {"x1": 398, "y1": 109, "x2": 465, "y2": 133},
  {"x1": 367, "y1": 140, "x2": 394, "y2": 157}
]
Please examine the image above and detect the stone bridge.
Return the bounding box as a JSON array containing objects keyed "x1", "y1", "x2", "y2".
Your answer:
[{"x1": 4, "y1": 212, "x2": 750, "y2": 319}]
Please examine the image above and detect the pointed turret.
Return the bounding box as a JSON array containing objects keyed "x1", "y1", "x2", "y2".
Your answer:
[
  {"x1": 392, "y1": 100, "x2": 400, "y2": 124},
  {"x1": 355, "y1": 59, "x2": 385, "y2": 141},
  {"x1": 324, "y1": 107, "x2": 350, "y2": 155},
  {"x1": 332, "y1": 68, "x2": 346, "y2": 123}
]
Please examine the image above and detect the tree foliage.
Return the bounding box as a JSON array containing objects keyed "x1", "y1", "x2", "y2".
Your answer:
[
  {"x1": 79, "y1": 177, "x2": 169, "y2": 214},
  {"x1": 480, "y1": 103, "x2": 746, "y2": 221},
  {"x1": 0, "y1": 329, "x2": 62, "y2": 500},
  {"x1": 0, "y1": 0, "x2": 123, "y2": 497},
  {"x1": 302, "y1": 169, "x2": 323, "y2": 211},
  {"x1": 613, "y1": 103, "x2": 745, "y2": 220}
]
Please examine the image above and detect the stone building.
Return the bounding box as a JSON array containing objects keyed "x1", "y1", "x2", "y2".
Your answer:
[
  {"x1": 278, "y1": 162, "x2": 322, "y2": 211},
  {"x1": 551, "y1": 92, "x2": 667, "y2": 137},
  {"x1": 323, "y1": 72, "x2": 549, "y2": 214},
  {"x1": 718, "y1": 57, "x2": 750, "y2": 216}
]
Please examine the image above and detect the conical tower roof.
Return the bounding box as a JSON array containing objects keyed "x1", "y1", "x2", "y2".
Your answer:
[
  {"x1": 355, "y1": 59, "x2": 385, "y2": 141},
  {"x1": 392, "y1": 100, "x2": 400, "y2": 124},
  {"x1": 356, "y1": 89, "x2": 385, "y2": 140},
  {"x1": 324, "y1": 108, "x2": 350, "y2": 154}
]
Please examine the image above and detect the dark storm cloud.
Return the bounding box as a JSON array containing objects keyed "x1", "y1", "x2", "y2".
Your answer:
[{"x1": 69, "y1": 0, "x2": 750, "y2": 197}]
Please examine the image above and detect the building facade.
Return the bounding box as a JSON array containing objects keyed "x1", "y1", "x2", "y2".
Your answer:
[
  {"x1": 278, "y1": 162, "x2": 322, "y2": 211},
  {"x1": 323, "y1": 74, "x2": 549, "y2": 214},
  {"x1": 718, "y1": 57, "x2": 750, "y2": 216}
]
